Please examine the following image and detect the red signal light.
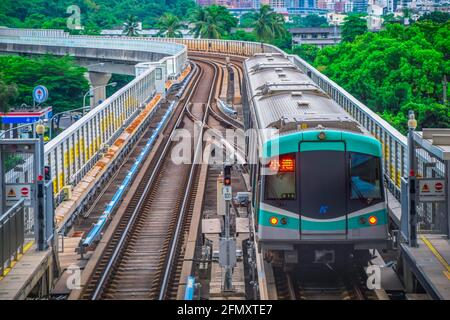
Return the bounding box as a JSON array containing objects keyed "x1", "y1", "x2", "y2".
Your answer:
[{"x1": 37, "y1": 175, "x2": 44, "y2": 181}]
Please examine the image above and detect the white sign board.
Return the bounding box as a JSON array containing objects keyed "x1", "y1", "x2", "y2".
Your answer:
[
  {"x1": 5, "y1": 184, "x2": 32, "y2": 207},
  {"x1": 418, "y1": 178, "x2": 446, "y2": 202},
  {"x1": 222, "y1": 186, "x2": 232, "y2": 201}
]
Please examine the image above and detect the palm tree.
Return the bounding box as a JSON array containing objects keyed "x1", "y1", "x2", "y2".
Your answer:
[
  {"x1": 157, "y1": 13, "x2": 184, "y2": 38},
  {"x1": 123, "y1": 15, "x2": 140, "y2": 37},
  {"x1": 271, "y1": 13, "x2": 287, "y2": 38},
  {"x1": 189, "y1": 6, "x2": 225, "y2": 39},
  {"x1": 252, "y1": 5, "x2": 286, "y2": 42}
]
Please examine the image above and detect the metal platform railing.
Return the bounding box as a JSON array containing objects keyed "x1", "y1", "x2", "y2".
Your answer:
[{"x1": 0, "y1": 199, "x2": 25, "y2": 277}]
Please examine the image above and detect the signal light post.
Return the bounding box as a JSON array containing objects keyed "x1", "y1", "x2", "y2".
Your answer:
[
  {"x1": 221, "y1": 165, "x2": 235, "y2": 292},
  {"x1": 408, "y1": 111, "x2": 418, "y2": 247}
]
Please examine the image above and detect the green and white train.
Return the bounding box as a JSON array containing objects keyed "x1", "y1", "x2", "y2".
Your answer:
[{"x1": 242, "y1": 53, "x2": 390, "y2": 266}]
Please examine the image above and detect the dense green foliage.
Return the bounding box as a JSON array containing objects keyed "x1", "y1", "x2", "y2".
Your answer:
[
  {"x1": 0, "y1": 0, "x2": 197, "y2": 32},
  {"x1": 287, "y1": 15, "x2": 329, "y2": 28},
  {"x1": 0, "y1": 55, "x2": 89, "y2": 115},
  {"x1": 0, "y1": 80, "x2": 18, "y2": 113},
  {"x1": 189, "y1": 5, "x2": 237, "y2": 39},
  {"x1": 227, "y1": 5, "x2": 292, "y2": 50},
  {"x1": 4, "y1": 154, "x2": 24, "y2": 172},
  {"x1": 418, "y1": 11, "x2": 450, "y2": 24},
  {"x1": 157, "y1": 13, "x2": 184, "y2": 38},
  {"x1": 291, "y1": 44, "x2": 320, "y2": 64},
  {"x1": 314, "y1": 22, "x2": 450, "y2": 133},
  {"x1": 341, "y1": 14, "x2": 368, "y2": 42},
  {"x1": 252, "y1": 5, "x2": 286, "y2": 42},
  {"x1": 239, "y1": 12, "x2": 257, "y2": 28}
]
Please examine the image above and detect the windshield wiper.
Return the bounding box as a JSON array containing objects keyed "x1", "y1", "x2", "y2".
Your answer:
[{"x1": 351, "y1": 181, "x2": 373, "y2": 205}]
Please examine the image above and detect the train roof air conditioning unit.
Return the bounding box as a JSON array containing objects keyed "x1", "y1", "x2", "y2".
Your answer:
[{"x1": 297, "y1": 101, "x2": 310, "y2": 108}]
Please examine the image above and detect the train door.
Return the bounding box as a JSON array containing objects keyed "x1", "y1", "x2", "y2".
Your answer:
[{"x1": 299, "y1": 142, "x2": 347, "y2": 239}]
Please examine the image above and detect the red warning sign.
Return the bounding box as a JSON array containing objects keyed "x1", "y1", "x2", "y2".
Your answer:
[
  {"x1": 421, "y1": 183, "x2": 430, "y2": 193},
  {"x1": 435, "y1": 182, "x2": 443, "y2": 192},
  {"x1": 21, "y1": 187, "x2": 29, "y2": 197}
]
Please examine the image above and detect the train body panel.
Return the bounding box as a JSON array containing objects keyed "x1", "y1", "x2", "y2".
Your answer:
[{"x1": 243, "y1": 53, "x2": 390, "y2": 264}]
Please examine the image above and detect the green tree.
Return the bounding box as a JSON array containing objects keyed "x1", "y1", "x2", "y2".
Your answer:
[
  {"x1": 341, "y1": 15, "x2": 368, "y2": 42},
  {"x1": 0, "y1": 0, "x2": 200, "y2": 31},
  {"x1": 418, "y1": 11, "x2": 450, "y2": 24},
  {"x1": 226, "y1": 29, "x2": 258, "y2": 42},
  {"x1": 0, "y1": 79, "x2": 18, "y2": 114},
  {"x1": 0, "y1": 55, "x2": 89, "y2": 115},
  {"x1": 42, "y1": 17, "x2": 68, "y2": 30},
  {"x1": 189, "y1": 5, "x2": 237, "y2": 39},
  {"x1": 381, "y1": 13, "x2": 401, "y2": 26},
  {"x1": 157, "y1": 13, "x2": 184, "y2": 38},
  {"x1": 292, "y1": 44, "x2": 320, "y2": 64},
  {"x1": 239, "y1": 12, "x2": 256, "y2": 28},
  {"x1": 253, "y1": 5, "x2": 286, "y2": 42},
  {"x1": 288, "y1": 14, "x2": 329, "y2": 28},
  {"x1": 314, "y1": 22, "x2": 450, "y2": 131},
  {"x1": 189, "y1": 6, "x2": 223, "y2": 39},
  {"x1": 122, "y1": 15, "x2": 140, "y2": 37}
]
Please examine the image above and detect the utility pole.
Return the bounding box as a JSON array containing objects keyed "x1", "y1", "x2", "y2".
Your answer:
[
  {"x1": 220, "y1": 164, "x2": 235, "y2": 292},
  {"x1": 408, "y1": 110, "x2": 418, "y2": 247}
]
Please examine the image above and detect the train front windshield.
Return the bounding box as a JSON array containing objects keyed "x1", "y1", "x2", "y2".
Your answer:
[
  {"x1": 350, "y1": 153, "x2": 382, "y2": 201},
  {"x1": 262, "y1": 150, "x2": 383, "y2": 217}
]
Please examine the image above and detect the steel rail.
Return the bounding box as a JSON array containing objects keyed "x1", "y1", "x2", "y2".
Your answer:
[
  {"x1": 158, "y1": 59, "x2": 219, "y2": 300},
  {"x1": 184, "y1": 58, "x2": 247, "y2": 163},
  {"x1": 90, "y1": 62, "x2": 203, "y2": 300}
]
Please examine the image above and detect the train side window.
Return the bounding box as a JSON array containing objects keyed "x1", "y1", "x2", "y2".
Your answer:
[
  {"x1": 264, "y1": 154, "x2": 296, "y2": 200},
  {"x1": 156, "y1": 68, "x2": 162, "y2": 80},
  {"x1": 350, "y1": 152, "x2": 381, "y2": 200}
]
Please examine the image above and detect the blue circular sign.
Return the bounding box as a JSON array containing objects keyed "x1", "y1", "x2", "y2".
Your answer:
[{"x1": 33, "y1": 85, "x2": 49, "y2": 104}]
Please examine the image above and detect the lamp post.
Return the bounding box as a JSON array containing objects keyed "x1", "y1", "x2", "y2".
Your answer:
[
  {"x1": 408, "y1": 110, "x2": 418, "y2": 247},
  {"x1": 83, "y1": 82, "x2": 117, "y2": 111},
  {"x1": 35, "y1": 122, "x2": 47, "y2": 251}
]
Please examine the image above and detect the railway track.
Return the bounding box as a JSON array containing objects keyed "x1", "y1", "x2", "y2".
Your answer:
[
  {"x1": 190, "y1": 54, "x2": 244, "y2": 131},
  {"x1": 77, "y1": 57, "x2": 233, "y2": 300},
  {"x1": 273, "y1": 264, "x2": 376, "y2": 300},
  {"x1": 188, "y1": 56, "x2": 247, "y2": 169}
]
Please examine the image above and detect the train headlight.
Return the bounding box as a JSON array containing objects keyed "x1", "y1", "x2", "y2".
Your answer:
[
  {"x1": 280, "y1": 217, "x2": 288, "y2": 225},
  {"x1": 359, "y1": 217, "x2": 366, "y2": 224},
  {"x1": 368, "y1": 216, "x2": 378, "y2": 225},
  {"x1": 270, "y1": 217, "x2": 279, "y2": 225},
  {"x1": 318, "y1": 131, "x2": 326, "y2": 140}
]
